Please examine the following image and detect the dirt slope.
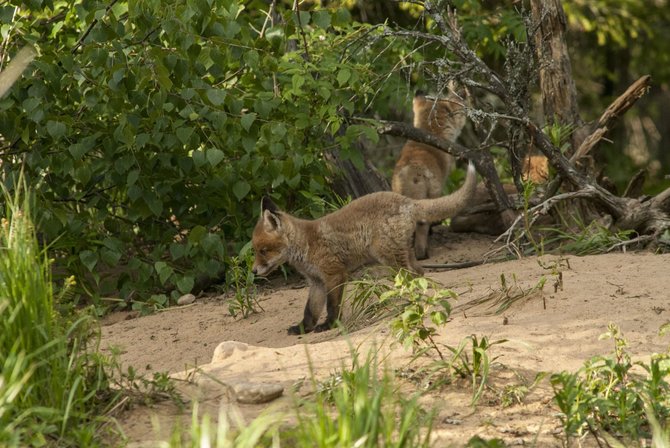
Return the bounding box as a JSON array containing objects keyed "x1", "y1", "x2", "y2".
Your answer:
[{"x1": 101, "y1": 229, "x2": 670, "y2": 446}]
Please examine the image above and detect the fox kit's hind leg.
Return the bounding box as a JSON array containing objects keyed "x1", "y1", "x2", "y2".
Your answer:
[
  {"x1": 414, "y1": 221, "x2": 430, "y2": 260},
  {"x1": 378, "y1": 249, "x2": 425, "y2": 277}
]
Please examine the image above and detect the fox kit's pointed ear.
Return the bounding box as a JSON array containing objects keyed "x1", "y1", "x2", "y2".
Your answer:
[
  {"x1": 260, "y1": 196, "x2": 281, "y2": 232},
  {"x1": 263, "y1": 209, "x2": 281, "y2": 232},
  {"x1": 261, "y1": 196, "x2": 278, "y2": 213}
]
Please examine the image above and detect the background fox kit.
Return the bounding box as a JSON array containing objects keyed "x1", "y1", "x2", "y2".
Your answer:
[
  {"x1": 252, "y1": 163, "x2": 477, "y2": 335},
  {"x1": 392, "y1": 88, "x2": 468, "y2": 259}
]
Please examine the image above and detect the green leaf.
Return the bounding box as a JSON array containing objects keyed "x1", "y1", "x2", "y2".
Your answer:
[
  {"x1": 269, "y1": 142, "x2": 285, "y2": 157},
  {"x1": 240, "y1": 112, "x2": 256, "y2": 131},
  {"x1": 204, "y1": 259, "x2": 222, "y2": 277},
  {"x1": 144, "y1": 192, "x2": 163, "y2": 216},
  {"x1": 126, "y1": 169, "x2": 140, "y2": 187},
  {"x1": 232, "y1": 180, "x2": 250, "y2": 200},
  {"x1": 80, "y1": 250, "x2": 98, "y2": 272},
  {"x1": 430, "y1": 311, "x2": 448, "y2": 326},
  {"x1": 201, "y1": 233, "x2": 224, "y2": 258},
  {"x1": 337, "y1": 68, "x2": 351, "y2": 86},
  {"x1": 188, "y1": 225, "x2": 207, "y2": 244},
  {"x1": 312, "y1": 10, "x2": 331, "y2": 29},
  {"x1": 177, "y1": 275, "x2": 194, "y2": 294},
  {"x1": 271, "y1": 122, "x2": 287, "y2": 139},
  {"x1": 243, "y1": 50, "x2": 259, "y2": 69},
  {"x1": 176, "y1": 126, "x2": 194, "y2": 144},
  {"x1": 292, "y1": 10, "x2": 310, "y2": 26},
  {"x1": 292, "y1": 74, "x2": 305, "y2": 90},
  {"x1": 170, "y1": 242, "x2": 187, "y2": 260},
  {"x1": 22, "y1": 97, "x2": 40, "y2": 112},
  {"x1": 206, "y1": 88, "x2": 227, "y2": 106},
  {"x1": 192, "y1": 149, "x2": 206, "y2": 168},
  {"x1": 154, "y1": 261, "x2": 174, "y2": 285},
  {"x1": 46, "y1": 120, "x2": 66, "y2": 139},
  {"x1": 206, "y1": 147, "x2": 225, "y2": 167},
  {"x1": 136, "y1": 133, "x2": 150, "y2": 148},
  {"x1": 68, "y1": 143, "x2": 89, "y2": 160},
  {"x1": 100, "y1": 248, "x2": 121, "y2": 267}
]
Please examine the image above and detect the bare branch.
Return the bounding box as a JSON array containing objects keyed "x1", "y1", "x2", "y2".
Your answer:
[
  {"x1": 573, "y1": 75, "x2": 652, "y2": 161},
  {"x1": 544, "y1": 75, "x2": 653, "y2": 198},
  {"x1": 72, "y1": 0, "x2": 119, "y2": 54},
  {"x1": 375, "y1": 119, "x2": 514, "y2": 213}
]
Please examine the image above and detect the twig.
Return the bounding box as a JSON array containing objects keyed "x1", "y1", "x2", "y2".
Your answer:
[
  {"x1": 156, "y1": 302, "x2": 198, "y2": 312},
  {"x1": 259, "y1": 0, "x2": 277, "y2": 39},
  {"x1": 606, "y1": 234, "x2": 653, "y2": 253},
  {"x1": 292, "y1": 0, "x2": 310, "y2": 61},
  {"x1": 130, "y1": 26, "x2": 160, "y2": 46},
  {"x1": 491, "y1": 188, "x2": 599, "y2": 258},
  {"x1": 72, "y1": 0, "x2": 119, "y2": 54},
  {"x1": 422, "y1": 260, "x2": 485, "y2": 270},
  {"x1": 375, "y1": 119, "x2": 514, "y2": 213}
]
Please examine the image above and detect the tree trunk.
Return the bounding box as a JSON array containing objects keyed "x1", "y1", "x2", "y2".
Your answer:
[
  {"x1": 325, "y1": 145, "x2": 390, "y2": 199},
  {"x1": 529, "y1": 0, "x2": 585, "y2": 151}
]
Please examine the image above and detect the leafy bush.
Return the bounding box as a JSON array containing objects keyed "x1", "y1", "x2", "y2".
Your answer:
[{"x1": 0, "y1": 1, "x2": 415, "y2": 308}]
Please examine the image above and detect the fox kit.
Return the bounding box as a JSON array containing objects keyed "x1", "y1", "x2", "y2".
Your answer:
[
  {"x1": 252, "y1": 163, "x2": 477, "y2": 335},
  {"x1": 392, "y1": 89, "x2": 468, "y2": 259}
]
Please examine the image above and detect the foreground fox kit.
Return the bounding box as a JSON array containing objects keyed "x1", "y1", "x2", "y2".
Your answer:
[
  {"x1": 252, "y1": 163, "x2": 477, "y2": 335},
  {"x1": 392, "y1": 89, "x2": 468, "y2": 259}
]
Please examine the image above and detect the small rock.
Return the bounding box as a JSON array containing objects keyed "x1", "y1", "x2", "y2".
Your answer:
[
  {"x1": 442, "y1": 418, "x2": 462, "y2": 425},
  {"x1": 232, "y1": 381, "x2": 284, "y2": 404},
  {"x1": 212, "y1": 341, "x2": 249, "y2": 362},
  {"x1": 177, "y1": 293, "x2": 196, "y2": 305}
]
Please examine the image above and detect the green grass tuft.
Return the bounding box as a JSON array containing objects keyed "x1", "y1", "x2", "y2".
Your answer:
[{"x1": 0, "y1": 182, "x2": 119, "y2": 446}]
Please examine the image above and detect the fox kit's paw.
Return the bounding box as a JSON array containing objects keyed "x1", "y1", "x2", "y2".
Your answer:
[
  {"x1": 314, "y1": 322, "x2": 336, "y2": 333},
  {"x1": 287, "y1": 323, "x2": 309, "y2": 335}
]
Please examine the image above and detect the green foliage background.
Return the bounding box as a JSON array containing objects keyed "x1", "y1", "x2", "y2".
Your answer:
[
  {"x1": 1, "y1": 0, "x2": 668, "y2": 309},
  {"x1": 0, "y1": 0, "x2": 412, "y2": 309}
]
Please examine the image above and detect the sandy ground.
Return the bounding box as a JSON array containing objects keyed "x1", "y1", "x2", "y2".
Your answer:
[{"x1": 100, "y1": 227, "x2": 670, "y2": 447}]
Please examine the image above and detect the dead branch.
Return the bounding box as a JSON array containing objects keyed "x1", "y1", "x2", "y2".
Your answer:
[
  {"x1": 545, "y1": 75, "x2": 653, "y2": 198},
  {"x1": 606, "y1": 235, "x2": 654, "y2": 253},
  {"x1": 651, "y1": 187, "x2": 670, "y2": 213},
  {"x1": 574, "y1": 75, "x2": 652, "y2": 161},
  {"x1": 376, "y1": 120, "x2": 514, "y2": 214},
  {"x1": 489, "y1": 188, "x2": 601, "y2": 259},
  {"x1": 421, "y1": 260, "x2": 485, "y2": 270},
  {"x1": 623, "y1": 169, "x2": 647, "y2": 198}
]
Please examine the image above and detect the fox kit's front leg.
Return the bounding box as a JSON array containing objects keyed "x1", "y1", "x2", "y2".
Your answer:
[
  {"x1": 288, "y1": 279, "x2": 327, "y2": 335},
  {"x1": 313, "y1": 274, "x2": 345, "y2": 333},
  {"x1": 287, "y1": 274, "x2": 345, "y2": 335}
]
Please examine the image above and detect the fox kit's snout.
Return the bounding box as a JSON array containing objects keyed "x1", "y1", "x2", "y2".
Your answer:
[{"x1": 250, "y1": 163, "x2": 477, "y2": 336}]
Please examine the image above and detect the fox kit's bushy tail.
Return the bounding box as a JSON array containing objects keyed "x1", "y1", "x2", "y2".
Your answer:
[{"x1": 416, "y1": 162, "x2": 477, "y2": 223}]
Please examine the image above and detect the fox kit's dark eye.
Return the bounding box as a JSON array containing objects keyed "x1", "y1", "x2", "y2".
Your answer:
[{"x1": 260, "y1": 248, "x2": 268, "y2": 256}]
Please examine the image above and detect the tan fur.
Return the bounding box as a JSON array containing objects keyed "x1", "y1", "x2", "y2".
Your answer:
[
  {"x1": 252, "y1": 164, "x2": 478, "y2": 335},
  {"x1": 392, "y1": 90, "x2": 468, "y2": 259},
  {"x1": 523, "y1": 155, "x2": 549, "y2": 183}
]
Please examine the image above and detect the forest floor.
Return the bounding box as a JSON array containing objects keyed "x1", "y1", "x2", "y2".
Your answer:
[{"x1": 101, "y1": 227, "x2": 670, "y2": 447}]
